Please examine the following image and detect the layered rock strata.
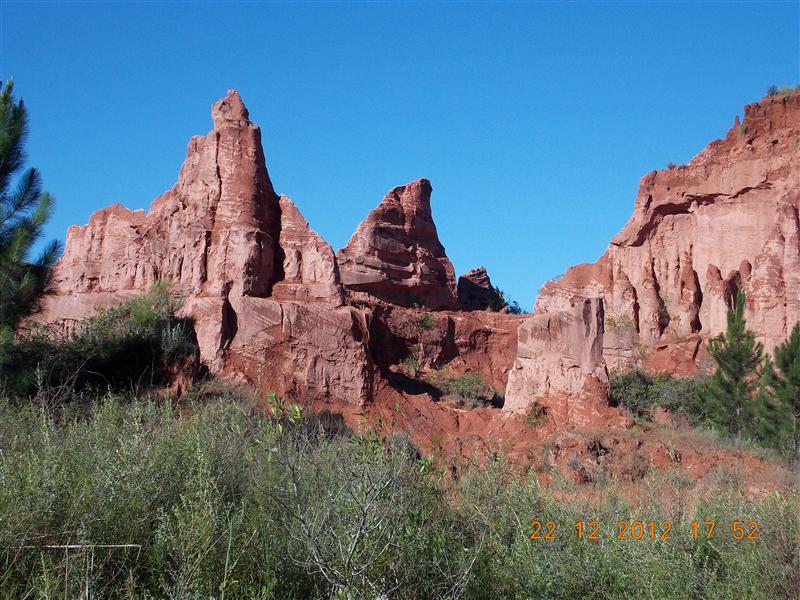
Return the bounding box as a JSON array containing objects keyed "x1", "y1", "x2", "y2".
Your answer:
[
  {"x1": 336, "y1": 179, "x2": 458, "y2": 310},
  {"x1": 536, "y1": 91, "x2": 800, "y2": 367}
]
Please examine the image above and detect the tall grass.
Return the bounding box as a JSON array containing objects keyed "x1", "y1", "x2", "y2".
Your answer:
[{"x1": 0, "y1": 388, "x2": 797, "y2": 599}]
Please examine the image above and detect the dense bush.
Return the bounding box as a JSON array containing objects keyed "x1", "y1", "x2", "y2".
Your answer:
[
  {"x1": 612, "y1": 294, "x2": 799, "y2": 455},
  {"x1": 0, "y1": 282, "x2": 198, "y2": 399},
  {"x1": 0, "y1": 390, "x2": 796, "y2": 598},
  {"x1": 610, "y1": 370, "x2": 707, "y2": 421},
  {"x1": 426, "y1": 370, "x2": 499, "y2": 408}
]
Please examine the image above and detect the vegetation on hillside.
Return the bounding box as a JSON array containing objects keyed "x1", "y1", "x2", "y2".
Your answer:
[
  {"x1": 491, "y1": 286, "x2": 524, "y2": 314},
  {"x1": 612, "y1": 291, "x2": 798, "y2": 458},
  {"x1": 0, "y1": 391, "x2": 797, "y2": 599},
  {"x1": 0, "y1": 282, "x2": 198, "y2": 401},
  {"x1": 766, "y1": 83, "x2": 800, "y2": 97}
]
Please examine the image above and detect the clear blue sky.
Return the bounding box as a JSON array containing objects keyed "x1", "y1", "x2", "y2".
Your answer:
[{"x1": 2, "y1": 1, "x2": 798, "y2": 309}]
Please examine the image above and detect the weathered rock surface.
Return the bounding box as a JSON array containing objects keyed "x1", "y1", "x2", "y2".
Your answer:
[
  {"x1": 337, "y1": 179, "x2": 458, "y2": 310},
  {"x1": 365, "y1": 305, "x2": 524, "y2": 393},
  {"x1": 272, "y1": 195, "x2": 344, "y2": 305},
  {"x1": 40, "y1": 90, "x2": 370, "y2": 404},
  {"x1": 457, "y1": 267, "x2": 503, "y2": 311},
  {"x1": 504, "y1": 298, "x2": 613, "y2": 426},
  {"x1": 537, "y1": 91, "x2": 800, "y2": 368},
  {"x1": 32, "y1": 88, "x2": 800, "y2": 497}
]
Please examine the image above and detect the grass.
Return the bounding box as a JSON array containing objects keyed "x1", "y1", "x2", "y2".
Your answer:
[
  {"x1": 425, "y1": 370, "x2": 498, "y2": 408},
  {"x1": 0, "y1": 389, "x2": 796, "y2": 599}
]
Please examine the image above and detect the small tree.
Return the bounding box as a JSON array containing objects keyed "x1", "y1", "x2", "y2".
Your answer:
[
  {"x1": 0, "y1": 80, "x2": 61, "y2": 342},
  {"x1": 764, "y1": 322, "x2": 800, "y2": 456},
  {"x1": 704, "y1": 291, "x2": 763, "y2": 435}
]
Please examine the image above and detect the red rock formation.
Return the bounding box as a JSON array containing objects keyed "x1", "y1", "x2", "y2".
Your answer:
[
  {"x1": 504, "y1": 298, "x2": 615, "y2": 427},
  {"x1": 457, "y1": 267, "x2": 503, "y2": 311},
  {"x1": 32, "y1": 89, "x2": 799, "y2": 496},
  {"x1": 40, "y1": 90, "x2": 371, "y2": 405},
  {"x1": 272, "y1": 196, "x2": 344, "y2": 305},
  {"x1": 365, "y1": 304, "x2": 524, "y2": 392},
  {"x1": 537, "y1": 91, "x2": 800, "y2": 368},
  {"x1": 337, "y1": 179, "x2": 458, "y2": 310}
]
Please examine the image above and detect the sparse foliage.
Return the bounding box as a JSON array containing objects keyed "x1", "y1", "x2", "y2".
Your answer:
[
  {"x1": 418, "y1": 312, "x2": 434, "y2": 330},
  {"x1": 426, "y1": 370, "x2": 497, "y2": 408}
]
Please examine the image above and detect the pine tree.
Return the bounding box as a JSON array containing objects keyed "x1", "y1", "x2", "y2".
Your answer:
[
  {"x1": 0, "y1": 80, "x2": 61, "y2": 343},
  {"x1": 764, "y1": 322, "x2": 800, "y2": 456},
  {"x1": 704, "y1": 290, "x2": 763, "y2": 435}
]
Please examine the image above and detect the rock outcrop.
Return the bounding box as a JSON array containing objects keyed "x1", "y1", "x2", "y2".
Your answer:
[
  {"x1": 504, "y1": 298, "x2": 612, "y2": 426},
  {"x1": 337, "y1": 179, "x2": 458, "y2": 310},
  {"x1": 457, "y1": 267, "x2": 503, "y2": 311},
  {"x1": 31, "y1": 89, "x2": 800, "y2": 495},
  {"x1": 536, "y1": 91, "x2": 800, "y2": 368},
  {"x1": 40, "y1": 90, "x2": 371, "y2": 404}
]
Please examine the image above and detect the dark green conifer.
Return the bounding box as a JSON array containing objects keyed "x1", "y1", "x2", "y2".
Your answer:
[
  {"x1": 0, "y1": 80, "x2": 61, "y2": 344},
  {"x1": 705, "y1": 291, "x2": 763, "y2": 435}
]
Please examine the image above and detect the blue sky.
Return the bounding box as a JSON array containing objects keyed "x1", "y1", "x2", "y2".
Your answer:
[{"x1": 2, "y1": 1, "x2": 798, "y2": 309}]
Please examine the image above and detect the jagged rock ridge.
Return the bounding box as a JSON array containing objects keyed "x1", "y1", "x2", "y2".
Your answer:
[
  {"x1": 336, "y1": 179, "x2": 458, "y2": 310},
  {"x1": 536, "y1": 91, "x2": 800, "y2": 371},
  {"x1": 42, "y1": 90, "x2": 371, "y2": 404},
  {"x1": 33, "y1": 89, "x2": 800, "y2": 493}
]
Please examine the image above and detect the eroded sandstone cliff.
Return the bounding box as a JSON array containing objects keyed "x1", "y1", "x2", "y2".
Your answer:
[
  {"x1": 536, "y1": 91, "x2": 800, "y2": 370},
  {"x1": 42, "y1": 90, "x2": 372, "y2": 404},
  {"x1": 34, "y1": 88, "x2": 799, "y2": 495}
]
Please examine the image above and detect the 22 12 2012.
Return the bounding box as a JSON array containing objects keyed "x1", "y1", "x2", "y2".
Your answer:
[{"x1": 529, "y1": 520, "x2": 760, "y2": 541}]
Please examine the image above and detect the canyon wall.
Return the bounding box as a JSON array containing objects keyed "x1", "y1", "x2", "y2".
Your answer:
[
  {"x1": 536, "y1": 92, "x2": 800, "y2": 370},
  {"x1": 39, "y1": 89, "x2": 800, "y2": 429}
]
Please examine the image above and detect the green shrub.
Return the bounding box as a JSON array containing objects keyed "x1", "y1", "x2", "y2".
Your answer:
[
  {"x1": 491, "y1": 287, "x2": 525, "y2": 314},
  {"x1": 418, "y1": 312, "x2": 434, "y2": 331},
  {"x1": 0, "y1": 390, "x2": 796, "y2": 598},
  {"x1": 524, "y1": 404, "x2": 548, "y2": 428},
  {"x1": 610, "y1": 369, "x2": 656, "y2": 418},
  {"x1": 0, "y1": 281, "x2": 198, "y2": 399},
  {"x1": 427, "y1": 370, "x2": 497, "y2": 407},
  {"x1": 611, "y1": 370, "x2": 711, "y2": 423},
  {"x1": 398, "y1": 350, "x2": 420, "y2": 378}
]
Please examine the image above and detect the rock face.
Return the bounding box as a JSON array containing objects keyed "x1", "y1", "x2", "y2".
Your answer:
[
  {"x1": 337, "y1": 179, "x2": 458, "y2": 310},
  {"x1": 536, "y1": 91, "x2": 800, "y2": 368},
  {"x1": 457, "y1": 267, "x2": 503, "y2": 311},
  {"x1": 504, "y1": 298, "x2": 611, "y2": 426},
  {"x1": 32, "y1": 89, "x2": 800, "y2": 494},
  {"x1": 40, "y1": 90, "x2": 371, "y2": 405}
]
